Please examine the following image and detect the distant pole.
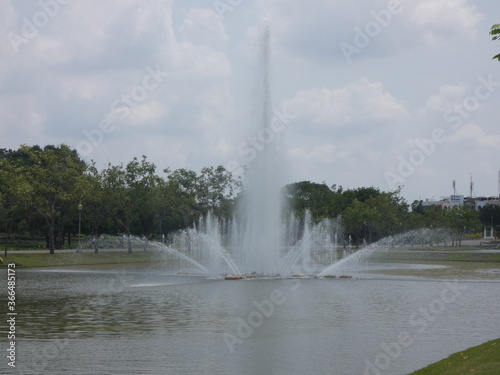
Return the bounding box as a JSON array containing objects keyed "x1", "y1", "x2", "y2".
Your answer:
[
  {"x1": 469, "y1": 174, "x2": 474, "y2": 198},
  {"x1": 492, "y1": 216, "x2": 494, "y2": 238},
  {"x1": 77, "y1": 201, "x2": 83, "y2": 253}
]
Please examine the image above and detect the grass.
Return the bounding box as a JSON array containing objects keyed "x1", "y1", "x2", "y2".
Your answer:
[
  {"x1": 371, "y1": 250, "x2": 500, "y2": 263},
  {"x1": 2, "y1": 242, "x2": 499, "y2": 269},
  {"x1": 408, "y1": 338, "x2": 500, "y2": 374},
  {"x1": 0, "y1": 251, "x2": 172, "y2": 268}
]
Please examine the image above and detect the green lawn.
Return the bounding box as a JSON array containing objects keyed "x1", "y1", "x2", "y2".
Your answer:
[
  {"x1": 409, "y1": 339, "x2": 500, "y2": 374},
  {"x1": 371, "y1": 250, "x2": 500, "y2": 263},
  {"x1": 0, "y1": 251, "x2": 172, "y2": 268}
]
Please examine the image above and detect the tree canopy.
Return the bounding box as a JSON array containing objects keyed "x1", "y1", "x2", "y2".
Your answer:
[{"x1": 0, "y1": 144, "x2": 487, "y2": 252}]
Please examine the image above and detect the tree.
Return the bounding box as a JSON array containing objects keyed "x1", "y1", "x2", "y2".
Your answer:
[
  {"x1": 342, "y1": 194, "x2": 406, "y2": 244},
  {"x1": 478, "y1": 204, "x2": 500, "y2": 234},
  {"x1": 110, "y1": 156, "x2": 159, "y2": 253},
  {"x1": 411, "y1": 200, "x2": 424, "y2": 215},
  {"x1": 342, "y1": 199, "x2": 371, "y2": 244},
  {"x1": 167, "y1": 166, "x2": 240, "y2": 223},
  {"x1": 2, "y1": 145, "x2": 87, "y2": 253},
  {"x1": 167, "y1": 168, "x2": 202, "y2": 227},
  {"x1": 80, "y1": 162, "x2": 123, "y2": 253},
  {"x1": 0, "y1": 150, "x2": 41, "y2": 239},
  {"x1": 490, "y1": 24, "x2": 500, "y2": 61},
  {"x1": 284, "y1": 181, "x2": 336, "y2": 220},
  {"x1": 337, "y1": 186, "x2": 383, "y2": 214},
  {"x1": 197, "y1": 166, "x2": 240, "y2": 217},
  {"x1": 446, "y1": 207, "x2": 481, "y2": 246},
  {"x1": 152, "y1": 176, "x2": 186, "y2": 237}
]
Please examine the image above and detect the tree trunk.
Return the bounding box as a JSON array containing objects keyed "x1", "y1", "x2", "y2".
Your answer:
[
  {"x1": 55, "y1": 213, "x2": 65, "y2": 250},
  {"x1": 48, "y1": 218, "x2": 55, "y2": 254},
  {"x1": 94, "y1": 235, "x2": 99, "y2": 254},
  {"x1": 127, "y1": 233, "x2": 132, "y2": 253},
  {"x1": 92, "y1": 213, "x2": 101, "y2": 255}
]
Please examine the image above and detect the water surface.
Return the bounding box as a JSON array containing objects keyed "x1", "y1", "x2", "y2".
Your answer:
[{"x1": 8, "y1": 268, "x2": 500, "y2": 375}]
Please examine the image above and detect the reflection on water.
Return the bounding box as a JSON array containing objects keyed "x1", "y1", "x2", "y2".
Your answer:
[{"x1": 6, "y1": 268, "x2": 500, "y2": 375}]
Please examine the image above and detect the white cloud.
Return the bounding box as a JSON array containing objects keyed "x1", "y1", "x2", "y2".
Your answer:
[
  {"x1": 449, "y1": 123, "x2": 500, "y2": 148},
  {"x1": 255, "y1": 0, "x2": 385, "y2": 60},
  {"x1": 180, "y1": 8, "x2": 228, "y2": 47},
  {"x1": 410, "y1": 0, "x2": 484, "y2": 44},
  {"x1": 284, "y1": 77, "x2": 408, "y2": 131},
  {"x1": 419, "y1": 83, "x2": 468, "y2": 115},
  {"x1": 0, "y1": 0, "x2": 498, "y2": 203},
  {"x1": 288, "y1": 143, "x2": 337, "y2": 164},
  {"x1": 0, "y1": 95, "x2": 49, "y2": 145},
  {"x1": 126, "y1": 101, "x2": 166, "y2": 126}
]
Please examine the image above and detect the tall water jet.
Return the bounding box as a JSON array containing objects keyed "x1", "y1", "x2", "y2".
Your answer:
[
  {"x1": 236, "y1": 23, "x2": 283, "y2": 274},
  {"x1": 159, "y1": 23, "x2": 343, "y2": 277}
]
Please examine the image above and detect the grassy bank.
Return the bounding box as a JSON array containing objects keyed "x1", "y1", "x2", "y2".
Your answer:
[
  {"x1": 1, "y1": 246, "x2": 499, "y2": 269},
  {"x1": 371, "y1": 250, "x2": 500, "y2": 263},
  {"x1": 0, "y1": 251, "x2": 169, "y2": 268},
  {"x1": 408, "y1": 338, "x2": 500, "y2": 374}
]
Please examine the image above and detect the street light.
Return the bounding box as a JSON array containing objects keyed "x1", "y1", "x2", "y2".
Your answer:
[
  {"x1": 77, "y1": 201, "x2": 83, "y2": 253},
  {"x1": 491, "y1": 216, "x2": 494, "y2": 238}
]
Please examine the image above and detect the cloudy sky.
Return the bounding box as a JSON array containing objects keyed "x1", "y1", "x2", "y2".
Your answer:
[{"x1": 1, "y1": 0, "x2": 500, "y2": 203}]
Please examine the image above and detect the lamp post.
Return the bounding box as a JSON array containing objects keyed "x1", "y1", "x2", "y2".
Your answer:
[{"x1": 77, "y1": 201, "x2": 83, "y2": 253}]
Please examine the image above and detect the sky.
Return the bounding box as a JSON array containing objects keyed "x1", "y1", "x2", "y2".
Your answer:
[{"x1": 1, "y1": 0, "x2": 500, "y2": 204}]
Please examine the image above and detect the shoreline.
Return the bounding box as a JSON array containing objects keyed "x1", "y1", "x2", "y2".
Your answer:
[
  {"x1": 1, "y1": 245, "x2": 499, "y2": 281},
  {"x1": 408, "y1": 338, "x2": 500, "y2": 374}
]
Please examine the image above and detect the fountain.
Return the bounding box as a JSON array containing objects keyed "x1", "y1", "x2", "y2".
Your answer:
[
  {"x1": 149, "y1": 25, "x2": 452, "y2": 278},
  {"x1": 234, "y1": 23, "x2": 282, "y2": 275},
  {"x1": 157, "y1": 23, "x2": 344, "y2": 278},
  {"x1": 167, "y1": 211, "x2": 342, "y2": 278}
]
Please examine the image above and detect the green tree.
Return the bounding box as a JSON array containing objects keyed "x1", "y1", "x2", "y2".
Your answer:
[
  {"x1": 342, "y1": 199, "x2": 371, "y2": 244},
  {"x1": 152, "y1": 176, "x2": 186, "y2": 237},
  {"x1": 284, "y1": 181, "x2": 336, "y2": 220},
  {"x1": 167, "y1": 168, "x2": 201, "y2": 226},
  {"x1": 490, "y1": 24, "x2": 500, "y2": 61},
  {"x1": 197, "y1": 166, "x2": 240, "y2": 217},
  {"x1": 3, "y1": 145, "x2": 87, "y2": 253},
  {"x1": 342, "y1": 191, "x2": 409, "y2": 244},
  {"x1": 0, "y1": 149, "x2": 41, "y2": 239},
  {"x1": 411, "y1": 200, "x2": 424, "y2": 215},
  {"x1": 109, "y1": 156, "x2": 161, "y2": 252},
  {"x1": 478, "y1": 204, "x2": 500, "y2": 234},
  {"x1": 80, "y1": 162, "x2": 124, "y2": 253},
  {"x1": 446, "y1": 207, "x2": 481, "y2": 246},
  {"x1": 168, "y1": 166, "x2": 240, "y2": 222}
]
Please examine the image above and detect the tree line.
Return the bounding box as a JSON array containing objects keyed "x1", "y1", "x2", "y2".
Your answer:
[
  {"x1": 1, "y1": 144, "x2": 497, "y2": 253},
  {"x1": 284, "y1": 181, "x2": 498, "y2": 246},
  {"x1": 0, "y1": 145, "x2": 239, "y2": 253}
]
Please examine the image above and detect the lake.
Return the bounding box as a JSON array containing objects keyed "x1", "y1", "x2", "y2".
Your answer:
[{"x1": 7, "y1": 266, "x2": 500, "y2": 375}]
